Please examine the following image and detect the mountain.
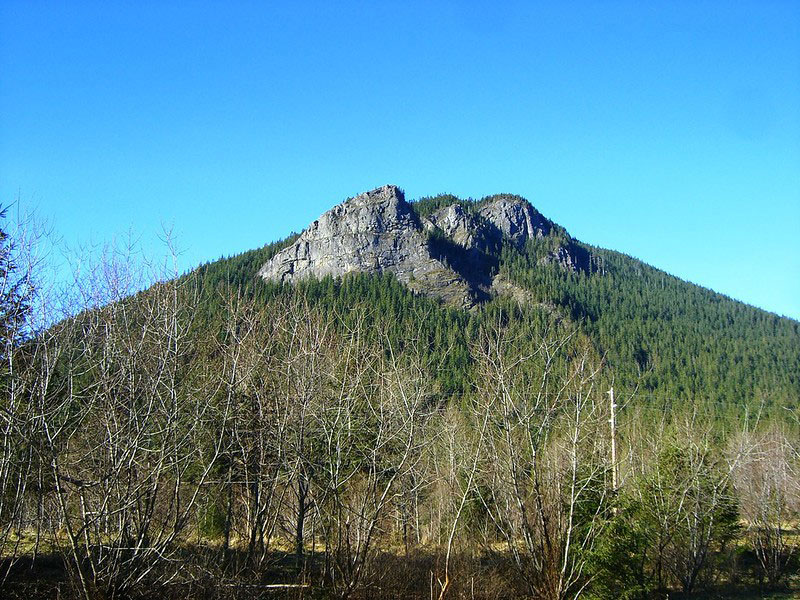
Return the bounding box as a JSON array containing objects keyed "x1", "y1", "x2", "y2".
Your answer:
[
  {"x1": 258, "y1": 185, "x2": 476, "y2": 308},
  {"x1": 194, "y1": 185, "x2": 799, "y2": 408},
  {"x1": 257, "y1": 184, "x2": 588, "y2": 308},
  {"x1": 19, "y1": 187, "x2": 798, "y2": 600}
]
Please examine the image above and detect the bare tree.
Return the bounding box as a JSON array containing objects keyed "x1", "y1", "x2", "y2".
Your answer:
[
  {"x1": 204, "y1": 291, "x2": 293, "y2": 575},
  {"x1": 731, "y1": 423, "x2": 800, "y2": 587},
  {"x1": 470, "y1": 321, "x2": 606, "y2": 600},
  {"x1": 309, "y1": 309, "x2": 433, "y2": 599},
  {"x1": 273, "y1": 298, "x2": 334, "y2": 571},
  {"x1": 0, "y1": 203, "x2": 55, "y2": 587},
  {"x1": 631, "y1": 409, "x2": 740, "y2": 594},
  {"x1": 428, "y1": 398, "x2": 492, "y2": 600},
  {"x1": 36, "y1": 237, "x2": 228, "y2": 599}
]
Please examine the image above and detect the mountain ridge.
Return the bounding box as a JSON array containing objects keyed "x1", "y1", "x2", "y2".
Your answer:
[
  {"x1": 189, "y1": 184, "x2": 798, "y2": 405},
  {"x1": 257, "y1": 184, "x2": 590, "y2": 308}
]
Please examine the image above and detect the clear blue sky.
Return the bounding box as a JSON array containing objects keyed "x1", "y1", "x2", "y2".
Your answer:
[{"x1": 1, "y1": 1, "x2": 798, "y2": 319}]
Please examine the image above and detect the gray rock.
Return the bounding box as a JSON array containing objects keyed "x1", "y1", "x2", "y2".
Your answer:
[
  {"x1": 258, "y1": 185, "x2": 588, "y2": 308},
  {"x1": 477, "y1": 196, "x2": 551, "y2": 247},
  {"x1": 257, "y1": 185, "x2": 476, "y2": 308},
  {"x1": 539, "y1": 244, "x2": 585, "y2": 272},
  {"x1": 423, "y1": 203, "x2": 492, "y2": 250}
]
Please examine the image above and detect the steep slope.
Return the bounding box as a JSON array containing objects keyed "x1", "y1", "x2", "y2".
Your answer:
[
  {"x1": 258, "y1": 185, "x2": 589, "y2": 307},
  {"x1": 192, "y1": 185, "x2": 798, "y2": 407},
  {"x1": 257, "y1": 185, "x2": 475, "y2": 307}
]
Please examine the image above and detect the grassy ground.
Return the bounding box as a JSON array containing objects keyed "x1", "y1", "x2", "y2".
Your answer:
[{"x1": 1, "y1": 536, "x2": 798, "y2": 599}]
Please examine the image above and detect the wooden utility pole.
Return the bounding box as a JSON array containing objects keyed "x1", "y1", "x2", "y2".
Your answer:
[{"x1": 608, "y1": 387, "x2": 618, "y2": 494}]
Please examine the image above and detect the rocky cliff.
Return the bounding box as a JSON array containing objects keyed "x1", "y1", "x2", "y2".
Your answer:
[{"x1": 258, "y1": 185, "x2": 588, "y2": 307}]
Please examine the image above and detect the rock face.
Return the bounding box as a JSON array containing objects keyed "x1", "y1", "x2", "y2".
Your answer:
[
  {"x1": 258, "y1": 185, "x2": 588, "y2": 308},
  {"x1": 477, "y1": 196, "x2": 552, "y2": 247},
  {"x1": 257, "y1": 185, "x2": 476, "y2": 307},
  {"x1": 423, "y1": 203, "x2": 491, "y2": 250}
]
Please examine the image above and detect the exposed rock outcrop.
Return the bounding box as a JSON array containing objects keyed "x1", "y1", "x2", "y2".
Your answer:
[
  {"x1": 258, "y1": 185, "x2": 590, "y2": 308},
  {"x1": 423, "y1": 203, "x2": 492, "y2": 251},
  {"x1": 257, "y1": 185, "x2": 476, "y2": 307},
  {"x1": 477, "y1": 196, "x2": 552, "y2": 247}
]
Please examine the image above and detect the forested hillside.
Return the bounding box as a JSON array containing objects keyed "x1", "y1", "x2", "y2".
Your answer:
[
  {"x1": 192, "y1": 192, "x2": 799, "y2": 410},
  {"x1": 2, "y1": 191, "x2": 798, "y2": 600}
]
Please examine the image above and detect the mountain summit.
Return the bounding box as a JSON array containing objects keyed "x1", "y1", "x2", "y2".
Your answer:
[
  {"x1": 257, "y1": 184, "x2": 587, "y2": 307},
  {"x1": 197, "y1": 183, "x2": 798, "y2": 405}
]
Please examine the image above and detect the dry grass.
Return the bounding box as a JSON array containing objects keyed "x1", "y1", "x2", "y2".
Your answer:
[{"x1": 1, "y1": 532, "x2": 799, "y2": 600}]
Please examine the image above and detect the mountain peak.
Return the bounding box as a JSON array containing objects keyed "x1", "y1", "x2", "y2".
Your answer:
[
  {"x1": 336, "y1": 184, "x2": 406, "y2": 212},
  {"x1": 361, "y1": 184, "x2": 404, "y2": 201},
  {"x1": 257, "y1": 185, "x2": 476, "y2": 307},
  {"x1": 477, "y1": 195, "x2": 552, "y2": 248},
  {"x1": 258, "y1": 186, "x2": 586, "y2": 307}
]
